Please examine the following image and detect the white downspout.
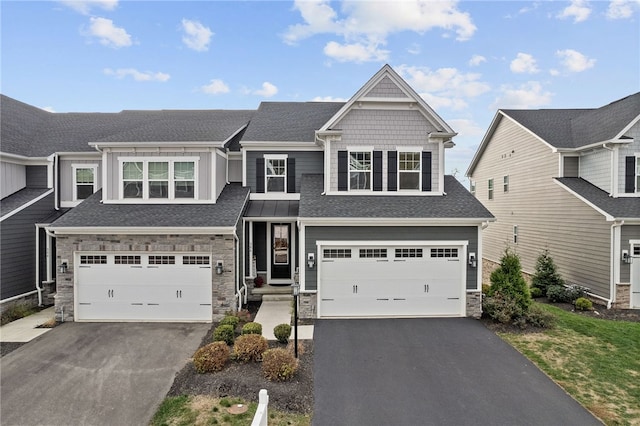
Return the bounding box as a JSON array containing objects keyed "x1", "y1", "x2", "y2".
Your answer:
[
  {"x1": 53, "y1": 153, "x2": 60, "y2": 210},
  {"x1": 234, "y1": 230, "x2": 246, "y2": 311},
  {"x1": 609, "y1": 220, "x2": 624, "y2": 309}
]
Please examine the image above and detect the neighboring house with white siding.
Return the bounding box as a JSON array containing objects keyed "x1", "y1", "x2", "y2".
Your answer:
[{"x1": 467, "y1": 93, "x2": 640, "y2": 309}]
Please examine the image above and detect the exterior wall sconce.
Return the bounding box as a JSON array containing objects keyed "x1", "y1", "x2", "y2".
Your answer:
[
  {"x1": 307, "y1": 253, "x2": 315, "y2": 269},
  {"x1": 468, "y1": 252, "x2": 477, "y2": 268},
  {"x1": 215, "y1": 260, "x2": 224, "y2": 275},
  {"x1": 622, "y1": 250, "x2": 632, "y2": 264},
  {"x1": 59, "y1": 261, "x2": 68, "y2": 274}
]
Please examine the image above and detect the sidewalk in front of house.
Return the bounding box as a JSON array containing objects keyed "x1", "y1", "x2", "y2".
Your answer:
[
  {"x1": 0, "y1": 307, "x2": 55, "y2": 342},
  {"x1": 254, "y1": 299, "x2": 314, "y2": 341}
]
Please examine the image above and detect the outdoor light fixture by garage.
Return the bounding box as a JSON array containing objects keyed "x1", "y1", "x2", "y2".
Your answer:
[
  {"x1": 215, "y1": 260, "x2": 224, "y2": 275},
  {"x1": 58, "y1": 261, "x2": 68, "y2": 274},
  {"x1": 307, "y1": 253, "x2": 315, "y2": 269}
]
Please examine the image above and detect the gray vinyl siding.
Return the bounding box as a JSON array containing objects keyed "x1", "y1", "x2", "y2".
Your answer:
[
  {"x1": 580, "y1": 149, "x2": 611, "y2": 193},
  {"x1": 26, "y1": 166, "x2": 48, "y2": 188},
  {"x1": 245, "y1": 151, "x2": 324, "y2": 193},
  {"x1": 621, "y1": 225, "x2": 640, "y2": 282},
  {"x1": 617, "y1": 120, "x2": 640, "y2": 194},
  {"x1": 563, "y1": 156, "x2": 579, "y2": 177},
  {"x1": 104, "y1": 151, "x2": 212, "y2": 201},
  {"x1": 0, "y1": 192, "x2": 56, "y2": 300},
  {"x1": 470, "y1": 117, "x2": 611, "y2": 298},
  {"x1": 304, "y1": 226, "x2": 478, "y2": 291},
  {"x1": 215, "y1": 153, "x2": 227, "y2": 199},
  {"x1": 1, "y1": 161, "x2": 26, "y2": 198},
  {"x1": 59, "y1": 159, "x2": 102, "y2": 203},
  {"x1": 329, "y1": 109, "x2": 440, "y2": 192},
  {"x1": 228, "y1": 158, "x2": 242, "y2": 182}
]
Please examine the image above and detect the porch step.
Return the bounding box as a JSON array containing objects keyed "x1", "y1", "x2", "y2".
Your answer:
[
  {"x1": 262, "y1": 294, "x2": 293, "y2": 302},
  {"x1": 252, "y1": 285, "x2": 293, "y2": 296}
]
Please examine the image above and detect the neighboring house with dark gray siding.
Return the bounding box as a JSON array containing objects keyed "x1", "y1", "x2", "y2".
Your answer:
[{"x1": 467, "y1": 93, "x2": 640, "y2": 309}]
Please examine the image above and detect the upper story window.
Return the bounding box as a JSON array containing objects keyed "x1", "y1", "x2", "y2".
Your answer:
[
  {"x1": 398, "y1": 152, "x2": 421, "y2": 190},
  {"x1": 488, "y1": 178, "x2": 494, "y2": 200},
  {"x1": 73, "y1": 164, "x2": 97, "y2": 201},
  {"x1": 120, "y1": 158, "x2": 197, "y2": 200},
  {"x1": 266, "y1": 157, "x2": 286, "y2": 193},
  {"x1": 470, "y1": 180, "x2": 476, "y2": 196},
  {"x1": 636, "y1": 156, "x2": 640, "y2": 193},
  {"x1": 350, "y1": 151, "x2": 372, "y2": 190},
  {"x1": 503, "y1": 175, "x2": 509, "y2": 193}
]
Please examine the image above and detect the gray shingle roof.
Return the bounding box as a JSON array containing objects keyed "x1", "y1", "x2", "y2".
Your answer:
[
  {"x1": 555, "y1": 178, "x2": 640, "y2": 219},
  {"x1": 0, "y1": 188, "x2": 51, "y2": 217},
  {"x1": 501, "y1": 92, "x2": 640, "y2": 149},
  {"x1": 242, "y1": 102, "x2": 345, "y2": 142},
  {"x1": 299, "y1": 174, "x2": 494, "y2": 219},
  {"x1": 49, "y1": 184, "x2": 249, "y2": 228}
]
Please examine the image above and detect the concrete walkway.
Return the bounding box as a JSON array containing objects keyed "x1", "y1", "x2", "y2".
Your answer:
[
  {"x1": 254, "y1": 298, "x2": 314, "y2": 340},
  {"x1": 0, "y1": 306, "x2": 55, "y2": 342}
]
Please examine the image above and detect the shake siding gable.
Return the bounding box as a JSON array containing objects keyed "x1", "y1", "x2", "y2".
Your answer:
[{"x1": 472, "y1": 117, "x2": 611, "y2": 297}]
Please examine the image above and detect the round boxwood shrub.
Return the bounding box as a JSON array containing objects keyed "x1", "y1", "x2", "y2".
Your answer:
[
  {"x1": 242, "y1": 321, "x2": 262, "y2": 335},
  {"x1": 273, "y1": 323, "x2": 292, "y2": 344},
  {"x1": 193, "y1": 341, "x2": 230, "y2": 373},
  {"x1": 219, "y1": 315, "x2": 240, "y2": 328},
  {"x1": 530, "y1": 287, "x2": 543, "y2": 298},
  {"x1": 233, "y1": 334, "x2": 268, "y2": 363},
  {"x1": 262, "y1": 348, "x2": 299, "y2": 382},
  {"x1": 575, "y1": 297, "x2": 593, "y2": 311},
  {"x1": 546, "y1": 285, "x2": 568, "y2": 303},
  {"x1": 213, "y1": 324, "x2": 235, "y2": 345}
]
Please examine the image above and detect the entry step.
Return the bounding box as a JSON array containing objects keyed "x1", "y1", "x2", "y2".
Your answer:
[{"x1": 262, "y1": 294, "x2": 293, "y2": 302}]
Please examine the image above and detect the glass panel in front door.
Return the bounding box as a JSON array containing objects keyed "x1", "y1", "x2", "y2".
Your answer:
[{"x1": 273, "y1": 225, "x2": 289, "y2": 265}]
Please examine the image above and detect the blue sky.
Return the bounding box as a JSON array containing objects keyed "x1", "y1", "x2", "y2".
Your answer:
[{"x1": 2, "y1": 0, "x2": 639, "y2": 178}]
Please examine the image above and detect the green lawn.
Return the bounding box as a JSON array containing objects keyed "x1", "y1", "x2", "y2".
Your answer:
[{"x1": 499, "y1": 303, "x2": 640, "y2": 425}]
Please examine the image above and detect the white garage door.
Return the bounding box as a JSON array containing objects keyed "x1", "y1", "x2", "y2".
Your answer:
[
  {"x1": 318, "y1": 244, "x2": 466, "y2": 318},
  {"x1": 76, "y1": 253, "x2": 212, "y2": 321}
]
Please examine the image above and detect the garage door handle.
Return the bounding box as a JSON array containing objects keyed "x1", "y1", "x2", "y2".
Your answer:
[
  {"x1": 424, "y1": 285, "x2": 429, "y2": 293},
  {"x1": 353, "y1": 285, "x2": 358, "y2": 293},
  {"x1": 176, "y1": 290, "x2": 182, "y2": 298}
]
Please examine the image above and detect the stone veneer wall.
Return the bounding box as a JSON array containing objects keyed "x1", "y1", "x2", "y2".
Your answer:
[
  {"x1": 613, "y1": 284, "x2": 630, "y2": 309},
  {"x1": 54, "y1": 234, "x2": 236, "y2": 322},
  {"x1": 466, "y1": 292, "x2": 482, "y2": 318}
]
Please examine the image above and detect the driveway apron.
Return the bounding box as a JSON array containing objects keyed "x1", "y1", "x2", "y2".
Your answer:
[
  {"x1": 313, "y1": 318, "x2": 601, "y2": 426},
  {"x1": 1, "y1": 322, "x2": 209, "y2": 426}
]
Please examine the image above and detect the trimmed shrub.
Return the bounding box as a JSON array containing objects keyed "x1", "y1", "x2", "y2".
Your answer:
[
  {"x1": 262, "y1": 348, "x2": 299, "y2": 382},
  {"x1": 575, "y1": 297, "x2": 593, "y2": 311},
  {"x1": 547, "y1": 285, "x2": 588, "y2": 304},
  {"x1": 273, "y1": 323, "x2": 292, "y2": 344},
  {"x1": 242, "y1": 322, "x2": 262, "y2": 335},
  {"x1": 233, "y1": 334, "x2": 268, "y2": 363},
  {"x1": 481, "y1": 284, "x2": 491, "y2": 295},
  {"x1": 213, "y1": 324, "x2": 235, "y2": 345},
  {"x1": 531, "y1": 249, "x2": 564, "y2": 294},
  {"x1": 530, "y1": 287, "x2": 543, "y2": 298},
  {"x1": 482, "y1": 291, "x2": 525, "y2": 324},
  {"x1": 193, "y1": 342, "x2": 230, "y2": 373},
  {"x1": 219, "y1": 315, "x2": 240, "y2": 328},
  {"x1": 487, "y1": 248, "x2": 531, "y2": 312}
]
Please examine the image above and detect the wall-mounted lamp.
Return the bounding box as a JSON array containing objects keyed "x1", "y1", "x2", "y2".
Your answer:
[
  {"x1": 59, "y1": 261, "x2": 68, "y2": 274},
  {"x1": 307, "y1": 253, "x2": 315, "y2": 269},
  {"x1": 468, "y1": 252, "x2": 477, "y2": 268},
  {"x1": 215, "y1": 260, "x2": 224, "y2": 275},
  {"x1": 622, "y1": 250, "x2": 632, "y2": 264}
]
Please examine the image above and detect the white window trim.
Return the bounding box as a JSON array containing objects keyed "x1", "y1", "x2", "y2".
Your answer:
[
  {"x1": 264, "y1": 154, "x2": 287, "y2": 194},
  {"x1": 470, "y1": 180, "x2": 476, "y2": 195},
  {"x1": 397, "y1": 150, "x2": 422, "y2": 192},
  {"x1": 118, "y1": 157, "x2": 199, "y2": 202},
  {"x1": 488, "y1": 178, "x2": 494, "y2": 200},
  {"x1": 72, "y1": 164, "x2": 98, "y2": 202},
  {"x1": 636, "y1": 154, "x2": 640, "y2": 193},
  {"x1": 513, "y1": 225, "x2": 518, "y2": 244},
  {"x1": 503, "y1": 175, "x2": 509, "y2": 193},
  {"x1": 348, "y1": 149, "x2": 373, "y2": 191}
]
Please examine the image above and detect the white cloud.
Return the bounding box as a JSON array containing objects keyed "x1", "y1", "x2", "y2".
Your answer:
[
  {"x1": 87, "y1": 17, "x2": 132, "y2": 48},
  {"x1": 284, "y1": 0, "x2": 476, "y2": 63},
  {"x1": 556, "y1": 49, "x2": 596, "y2": 72},
  {"x1": 447, "y1": 118, "x2": 485, "y2": 138},
  {"x1": 312, "y1": 96, "x2": 349, "y2": 102},
  {"x1": 491, "y1": 82, "x2": 553, "y2": 109},
  {"x1": 104, "y1": 68, "x2": 170, "y2": 82},
  {"x1": 606, "y1": 0, "x2": 640, "y2": 19},
  {"x1": 407, "y1": 43, "x2": 421, "y2": 55},
  {"x1": 253, "y1": 82, "x2": 278, "y2": 97},
  {"x1": 557, "y1": 0, "x2": 592, "y2": 22},
  {"x1": 201, "y1": 79, "x2": 230, "y2": 95},
  {"x1": 510, "y1": 53, "x2": 539, "y2": 74},
  {"x1": 468, "y1": 54, "x2": 486, "y2": 67},
  {"x1": 181, "y1": 19, "x2": 213, "y2": 52},
  {"x1": 59, "y1": 0, "x2": 118, "y2": 15}
]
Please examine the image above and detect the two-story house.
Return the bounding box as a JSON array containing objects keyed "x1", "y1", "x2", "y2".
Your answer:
[
  {"x1": 2, "y1": 65, "x2": 494, "y2": 322},
  {"x1": 467, "y1": 93, "x2": 640, "y2": 309}
]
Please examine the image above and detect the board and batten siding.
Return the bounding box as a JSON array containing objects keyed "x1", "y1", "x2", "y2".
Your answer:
[
  {"x1": 0, "y1": 161, "x2": 26, "y2": 198},
  {"x1": 0, "y1": 192, "x2": 56, "y2": 300},
  {"x1": 59, "y1": 159, "x2": 102, "y2": 203},
  {"x1": 328, "y1": 109, "x2": 440, "y2": 192},
  {"x1": 580, "y1": 149, "x2": 611, "y2": 193},
  {"x1": 621, "y1": 225, "x2": 640, "y2": 283},
  {"x1": 228, "y1": 158, "x2": 242, "y2": 182},
  {"x1": 617, "y1": 120, "x2": 640, "y2": 194},
  {"x1": 245, "y1": 151, "x2": 324, "y2": 193},
  {"x1": 215, "y1": 152, "x2": 227, "y2": 199},
  {"x1": 104, "y1": 151, "x2": 212, "y2": 201},
  {"x1": 470, "y1": 117, "x2": 611, "y2": 298},
  {"x1": 303, "y1": 226, "x2": 478, "y2": 291}
]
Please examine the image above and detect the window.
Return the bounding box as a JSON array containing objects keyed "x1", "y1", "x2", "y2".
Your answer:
[
  {"x1": 430, "y1": 248, "x2": 458, "y2": 258},
  {"x1": 359, "y1": 248, "x2": 387, "y2": 258},
  {"x1": 115, "y1": 255, "x2": 141, "y2": 265},
  {"x1": 395, "y1": 248, "x2": 423, "y2": 258},
  {"x1": 120, "y1": 158, "x2": 197, "y2": 200},
  {"x1": 488, "y1": 179, "x2": 494, "y2": 200},
  {"x1": 636, "y1": 156, "x2": 640, "y2": 192},
  {"x1": 80, "y1": 255, "x2": 107, "y2": 265},
  {"x1": 513, "y1": 225, "x2": 519, "y2": 244},
  {"x1": 503, "y1": 175, "x2": 509, "y2": 193},
  {"x1": 349, "y1": 151, "x2": 371, "y2": 190},
  {"x1": 149, "y1": 255, "x2": 175, "y2": 265},
  {"x1": 73, "y1": 165, "x2": 96, "y2": 200},
  {"x1": 398, "y1": 152, "x2": 421, "y2": 190},
  {"x1": 266, "y1": 158, "x2": 286, "y2": 192},
  {"x1": 323, "y1": 249, "x2": 351, "y2": 259},
  {"x1": 183, "y1": 256, "x2": 210, "y2": 265},
  {"x1": 470, "y1": 180, "x2": 476, "y2": 196}
]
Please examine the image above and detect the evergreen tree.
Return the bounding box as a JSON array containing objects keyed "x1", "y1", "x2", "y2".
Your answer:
[
  {"x1": 531, "y1": 249, "x2": 564, "y2": 294},
  {"x1": 488, "y1": 248, "x2": 531, "y2": 312}
]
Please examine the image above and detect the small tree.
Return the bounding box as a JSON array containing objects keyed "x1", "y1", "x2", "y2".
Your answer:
[
  {"x1": 487, "y1": 248, "x2": 531, "y2": 313},
  {"x1": 531, "y1": 249, "x2": 564, "y2": 294}
]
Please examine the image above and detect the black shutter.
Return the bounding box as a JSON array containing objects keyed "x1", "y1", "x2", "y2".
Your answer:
[
  {"x1": 422, "y1": 151, "x2": 432, "y2": 192},
  {"x1": 338, "y1": 151, "x2": 348, "y2": 191},
  {"x1": 256, "y1": 157, "x2": 265, "y2": 193},
  {"x1": 388, "y1": 151, "x2": 397, "y2": 191},
  {"x1": 287, "y1": 158, "x2": 296, "y2": 193},
  {"x1": 373, "y1": 151, "x2": 383, "y2": 191},
  {"x1": 625, "y1": 156, "x2": 635, "y2": 193}
]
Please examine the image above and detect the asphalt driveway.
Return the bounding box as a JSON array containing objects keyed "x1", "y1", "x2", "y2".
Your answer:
[
  {"x1": 313, "y1": 318, "x2": 601, "y2": 426},
  {"x1": 0, "y1": 322, "x2": 209, "y2": 426}
]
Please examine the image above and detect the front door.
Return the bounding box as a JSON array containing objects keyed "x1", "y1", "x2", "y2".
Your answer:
[{"x1": 271, "y1": 223, "x2": 291, "y2": 280}]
